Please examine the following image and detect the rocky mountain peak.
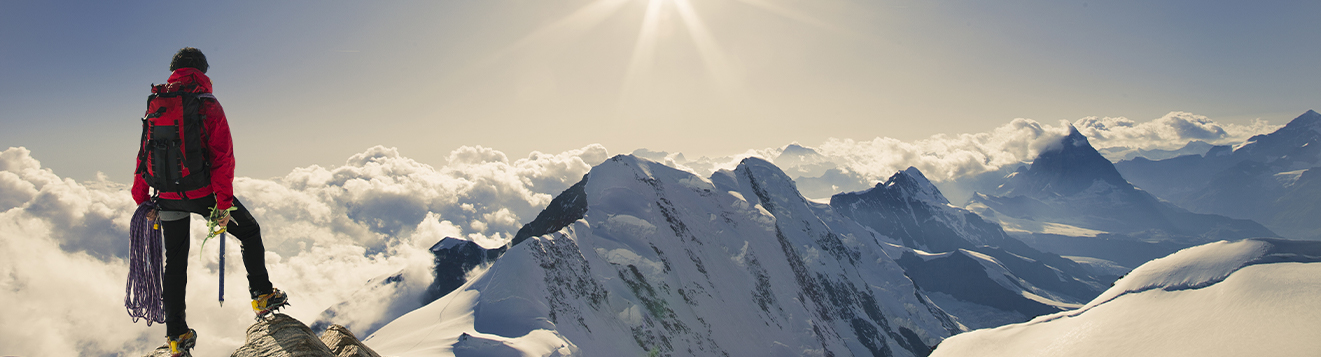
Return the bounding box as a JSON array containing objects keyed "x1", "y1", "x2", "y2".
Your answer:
[
  {"x1": 1231, "y1": 110, "x2": 1321, "y2": 167},
  {"x1": 884, "y1": 167, "x2": 950, "y2": 205},
  {"x1": 1289, "y1": 109, "x2": 1320, "y2": 131},
  {"x1": 1000, "y1": 128, "x2": 1132, "y2": 197}
]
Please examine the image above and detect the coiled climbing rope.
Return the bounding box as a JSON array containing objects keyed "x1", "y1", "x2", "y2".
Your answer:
[{"x1": 125, "y1": 201, "x2": 165, "y2": 325}]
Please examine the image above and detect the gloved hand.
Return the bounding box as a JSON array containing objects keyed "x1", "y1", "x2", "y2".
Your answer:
[
  {"x1": 207, "y1": 205, "x2": 237, "y2": 238},
  {"x1": 214, "y1": 210, "x2": 231, "y2": 228}
]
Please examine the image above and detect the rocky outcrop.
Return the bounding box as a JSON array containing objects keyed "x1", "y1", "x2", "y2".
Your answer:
[
  {"x1": 320, "y1": 325, "x2": 382, "y2": 357},
  {"x1": 231, "y1": 314, "x2": 335, "y2": 356},
  {"x1": 424, "y1": 237, "x2": 505, "y2": 303},
  {"x1": 141, "y1": 314, "x2": 380, "y2": 357}
]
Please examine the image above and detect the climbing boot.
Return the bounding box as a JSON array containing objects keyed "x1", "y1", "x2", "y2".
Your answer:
[
  {"x1": 167, "y1": 329, "x2": 196, "y2": 357},
  {"x1": 252, "y1": 287, "x2": 289, "y2": 319}
]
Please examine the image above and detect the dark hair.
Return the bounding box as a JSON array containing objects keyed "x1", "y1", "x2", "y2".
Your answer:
[{"x1": 169, "y1": 47, "x2": 208, "y2": 73}]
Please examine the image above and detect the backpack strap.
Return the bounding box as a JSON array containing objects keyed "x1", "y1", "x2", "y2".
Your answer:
[{"x1": 184, "y1": 92, "x2": 218, "y2": 202}]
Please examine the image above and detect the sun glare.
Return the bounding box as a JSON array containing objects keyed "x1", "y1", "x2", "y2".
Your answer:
[{"x1": 480, "y1": 0, "x2": 835, "y2": 112}]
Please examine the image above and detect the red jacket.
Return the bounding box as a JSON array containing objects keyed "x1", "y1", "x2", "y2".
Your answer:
[{"x1": 131, "y1": 68, "x2": 237, "y2": 210}]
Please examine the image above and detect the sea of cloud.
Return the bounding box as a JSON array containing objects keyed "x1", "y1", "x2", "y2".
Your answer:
[
  {"x1": 0, "y1": 144, "x2": 606, "y2": 356},
  {"x1": 0, "y1": 111, "x2": 1278, "y2": 356},
  {"x1": 1074, "y1": 111, "x2": 1278, "y2": 151},
  {"x1": 650, "y1": 112, "x2": 1281, "y2": 202}
]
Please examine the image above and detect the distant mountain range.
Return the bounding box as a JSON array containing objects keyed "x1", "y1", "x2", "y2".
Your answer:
[
  {"x1": 832, "y1": 167, "x2": 1111, "y2": 328},
  {"x1": 353, "y1": 148, "x2": 1152, "y2": 356},
  {"x1": 967, "y1": 126, "x2": 1276, "y2": 268},
  {"x1": 1116, "y1": 110, "x2": 1321, "y2": 240},
  {"x1": 316, "y1": 112, "x2": 1317, "y2": 356}
]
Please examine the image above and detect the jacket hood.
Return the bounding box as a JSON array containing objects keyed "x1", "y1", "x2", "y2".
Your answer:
[{"x1": 167, "y1": 68, "x2": 213, "y2": 93}]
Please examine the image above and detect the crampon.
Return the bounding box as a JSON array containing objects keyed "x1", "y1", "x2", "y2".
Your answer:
[
  {"x1": 167, "y1": 329, "x2": 196, "y2": 357},
  {"x1": 252, "y1": 288, "x2": 289, "y2": 320}
]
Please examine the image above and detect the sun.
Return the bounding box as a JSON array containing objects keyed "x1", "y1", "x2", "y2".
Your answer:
[
  {"x1": 621, "y1": 0, "x2": 735, "y2": 108},
  {"x1": 484, "y1": 0, "x2": 831, "y2": 111}
]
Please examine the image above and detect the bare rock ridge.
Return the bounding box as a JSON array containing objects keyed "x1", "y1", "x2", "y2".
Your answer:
[
  {"x1": 319, "y1": 324, "x2": 383, "y2": 357},
  {"x1": 142, "y1": 314, "x2": 380, "y2": 357}
]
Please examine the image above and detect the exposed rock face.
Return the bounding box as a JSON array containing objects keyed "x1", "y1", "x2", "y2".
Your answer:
[
  {"x1": 320, "y1": 325, "x2": 382, "y2": 357},
  {"x1": 424, "y1": 237, "x2": 506, "y2": 303},
  {"x1": 142, "y1": 314, "x2": 380, "y2": 357},
  {"x1": 231, "y1": 314, "x2": 336, "y2": 357}
]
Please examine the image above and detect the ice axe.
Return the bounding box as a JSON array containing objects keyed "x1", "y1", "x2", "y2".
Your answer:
[{"x1": 203, "y1": 206, "x2": 236, "y2": 306}]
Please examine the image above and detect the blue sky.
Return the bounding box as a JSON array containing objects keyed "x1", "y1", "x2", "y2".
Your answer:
[{"x1": 2, "y1": 0, "x2": 1318, "y2": 182}]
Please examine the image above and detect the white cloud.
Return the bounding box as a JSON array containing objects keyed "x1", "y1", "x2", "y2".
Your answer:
[
  {"x1": 0, "y1": 111, "x2": 1279, "y2": 355},
  {"x1": 813, "y1": 118, "x2": 1071, "y2": 183},
  {"x1": 649, "y1": 112, "x2": 1280, "y2": 201},
  {"x1": 1074, "y1": 111, "x2": 1280, "y2": 151},
  {"x1": 0, "y1": 143, "x2": 606, "y2": 356}
]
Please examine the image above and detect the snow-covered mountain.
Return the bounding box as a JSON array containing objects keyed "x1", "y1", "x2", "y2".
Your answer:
[
  {"x1": 968, "y1": 127, "x2": 1276, "y2": 268},
  {"x1": 1116, "y1": 110, "x2": 1321, "y2": 239},
  {"x1": 831, "y1": 168, "x2": 1110, "y2": 328},
  {"x1": 364, "y1": 155, "x2": 962, "y2": 356},
  {"x1": 1097, "y1": 140, "x2": 1215, "y2": 162},
  {"x1": 930, "y1": 238, "x2": 1321, "y2": 357},
  {"x1": 310, "y1": 237, "x2": 506, "y2": 337}
]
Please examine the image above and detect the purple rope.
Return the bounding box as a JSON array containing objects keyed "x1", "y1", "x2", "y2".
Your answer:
[{"x1": 125, "y1": 201, "x2": 165, "y2": 325}]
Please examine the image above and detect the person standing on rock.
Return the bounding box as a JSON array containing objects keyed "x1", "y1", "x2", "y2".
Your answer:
[{"x1": 132, "y1": 47, "x2": 289, "y2": 357}]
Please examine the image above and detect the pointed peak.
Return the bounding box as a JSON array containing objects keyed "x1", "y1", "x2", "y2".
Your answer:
[
  {"x1": 884, "y1": 167, "x2": 950, "y2": 205},
  {"x1": 902, "y1": 166, "x2": 930, "y2": 182},
  {"x1": 430, "y1": 237, "x2": 472, "y2": 252},
  {"x1": 1285, "y1": 110, "x2": 1321, "y2": 130},
  {"x1": 1040, "y1": 125, "x2": 1094, "y2": 155},
  {"x1": 1065, "y1": 125, "x2": 1091, "y2": 147}
]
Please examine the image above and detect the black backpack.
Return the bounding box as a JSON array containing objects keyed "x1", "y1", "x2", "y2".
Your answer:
[{"x1": 136, "y1": 83, "x2": 214, "y2": 195}]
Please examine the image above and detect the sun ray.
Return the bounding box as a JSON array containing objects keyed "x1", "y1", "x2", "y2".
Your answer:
[
  {"x1": 619, "y1": 0, "x2": 667, "y2": 110},
  {"x1": 673, "y1": 0, "x2": 738, "y2": 95},
  {"x1": 478, "y1": 0, "x2": 632, "y2": 68},
  {"x1": 726, "y1": 0, "x2": 852, "y2": 36}
]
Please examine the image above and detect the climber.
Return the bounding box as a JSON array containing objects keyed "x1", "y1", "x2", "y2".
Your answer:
[{"x1": 132, "y1": 47, "x2": 289, "y2": 357}]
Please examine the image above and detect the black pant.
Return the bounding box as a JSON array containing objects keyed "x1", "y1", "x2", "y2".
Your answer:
[{"x1": 159, "y1": 195, "x2": 273, "y2": 337}]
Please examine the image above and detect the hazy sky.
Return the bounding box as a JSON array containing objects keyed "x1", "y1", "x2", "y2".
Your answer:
[{"x1": 3, "y1": 0, "x2": 1318, "y2": 182}]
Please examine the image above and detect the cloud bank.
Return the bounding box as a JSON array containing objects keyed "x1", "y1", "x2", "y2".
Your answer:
[
  {"x1": 0, "y1": 111, "x2": 1278, "y2": 355},
  {"x1": 642, "y1": 112, "x2": 1281, "y2": 201},
  {"x1": 1074, "y1": 111, "x2": 1278, "y2": 151},
  {"x1": 0, "y1": 144, "x2": 606, "y2": 356}
]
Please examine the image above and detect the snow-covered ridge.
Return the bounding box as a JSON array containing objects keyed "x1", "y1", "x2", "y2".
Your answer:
[
  {"x1": 931, "y1": 238, "x2": 1321, "y2": 357},
  {"x1": 367, "y1": 155, "x2": 962, "y2": 356},
  {"x1": 1082, "y1": 238, "x2": 1321, "y2": 311}
]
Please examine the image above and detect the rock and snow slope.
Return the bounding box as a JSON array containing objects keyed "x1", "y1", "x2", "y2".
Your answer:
[
  {"x1": 832, "y1": 168, "x2": 1109, "y2": 328},
  {"x1": 365, "y1": 155, "x2": 962, "y2": 356},
  {"x1": 969, "y1": 126, "x2": 1275, "y2": 267},
  {"x1": 930, "y1": 238, "x2": 1321, "y2": 357},
  {"x1": 1117, "y1": 110, "x2": 1321, "y2": 239}
]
